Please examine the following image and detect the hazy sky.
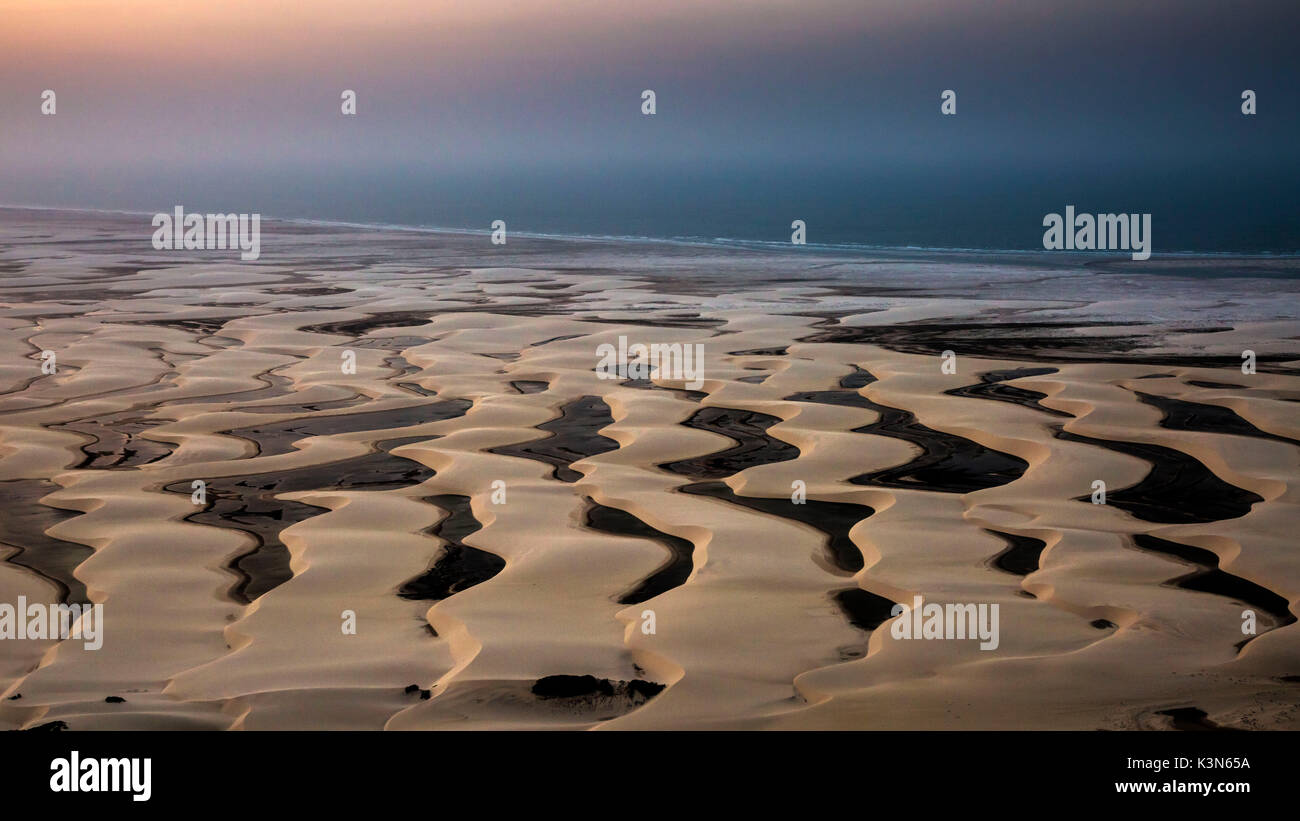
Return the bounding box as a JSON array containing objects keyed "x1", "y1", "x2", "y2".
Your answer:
[{"x1": 2, "y1": 0, "x2": 1297, "y2": 248}]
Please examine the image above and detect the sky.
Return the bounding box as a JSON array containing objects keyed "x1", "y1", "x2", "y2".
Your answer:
[{"x1": 2, "y1": 0, "x2": 1298, "y2": 250}]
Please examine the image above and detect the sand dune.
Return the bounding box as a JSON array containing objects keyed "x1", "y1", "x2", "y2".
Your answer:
[{"x1": 0, "y1": 210, "x2": 1297, "y2": 730}]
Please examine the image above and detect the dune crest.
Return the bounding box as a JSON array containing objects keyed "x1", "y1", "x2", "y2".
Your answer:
[{"x1": 1, "y1": 211, "x2": 1297, "y2": 730}]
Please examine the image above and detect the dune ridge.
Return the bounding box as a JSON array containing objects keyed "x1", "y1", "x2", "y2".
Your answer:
[{"x1": 0, "y1": 211, "x2": 1297, "y2": 730}]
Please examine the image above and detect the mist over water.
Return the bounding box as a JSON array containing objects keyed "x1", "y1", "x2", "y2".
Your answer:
[{"x1": 3, "y1": 0, "x2": 1298, "y2": 253}]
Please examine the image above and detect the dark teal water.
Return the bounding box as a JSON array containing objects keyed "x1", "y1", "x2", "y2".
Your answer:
[{"x1": 33, "y1": 161, "x2": 1293, "y2": 256}]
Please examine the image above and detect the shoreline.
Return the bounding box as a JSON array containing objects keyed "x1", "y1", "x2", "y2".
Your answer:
[{"x1": 3, "y1": 204, "x2": 1299, "y2": 264}]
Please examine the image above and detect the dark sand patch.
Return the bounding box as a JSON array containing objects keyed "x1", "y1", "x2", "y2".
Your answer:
[
  {"x1": 0, "y1": 479, "x2": 91, "y2": 605},
  {"x1": 1156, "y1": 707, "x2": 1243, "y2": 731},
  {"x1": 833, "y1": 587, "x2": 901, "y2": 632},
  {"x1": 167, "y1": 435, "x2": 437, "y2": 603},
  {"x1": 946, "y1": 367, "x2": 1071, "y2": 418},
  {"x1": 510, "y1": 380, "x2": 549, "y2": 394},
  {"x1": 1187, "y1": 380, "x2": 1247, "y2": 390},
  {"x1": 801, "y1": 320, "x2": 1299, "y2": 373},
  {"x1": 298, "y1": 313, "x2": 434, "y2": 337},
  {"x1": 1136, "y1": 391, "x2": 1299, "y2": 447},
  {"x1": 620, "y1": 378, "x2": 707, "y2": 401},
  {"x1": 54, "y1": 413, "x2": 171, "y2": 469},
  {"x1": 399, "y1": 494, "x2": 503, "y2": 602},
  {"x1": 488, "y1": 395, "x2": 617, "y2": 482},
  {"x1": 987, "y1": 529, "x2": 1048, "y2": 576},
  {"x1": 228, "y1": 398, "x2": 471, "y2": 458},
  {"x1": 679, "y1": 481, "x2": 871, "y2": 573},
  {"x1": 583, "y1": 498, "x2": 694, "y2": 605},
  {"x1": 1132, "y1": 534, "x2": 1293, "y2": 630},
  {"x1": 1057, "y1": 428, "x2": 1263, "y2": 524},
  {"x1": 530, "y1": 674, "x2": 666, "y2": 718},
  {"x1": 679, "y1": 480, "x2": 896, "y2": 634},
  {"x1": 660, "y1": 407, "x2": 798, "y2": 479},
  {"x1": 784, "y1": 383, "x2": 1027, "y2": 494},
  {"x1": 728, "y1": 346, "x2": 788, "y2": 356}
]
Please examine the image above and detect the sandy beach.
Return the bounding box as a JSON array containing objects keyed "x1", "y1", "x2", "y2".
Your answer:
[{"x1": 0, "y1": 208, "x2": 1297, "y2": 730}]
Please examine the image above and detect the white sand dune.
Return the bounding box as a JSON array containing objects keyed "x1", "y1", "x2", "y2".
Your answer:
[{"x1": 0, "y1": 209, "x2": 1297, "y2": 730}]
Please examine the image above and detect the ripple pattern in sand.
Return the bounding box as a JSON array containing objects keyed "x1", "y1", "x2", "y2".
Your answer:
[{"x1": 1, "y1": 239, "x2": 1297, "y2": 730}]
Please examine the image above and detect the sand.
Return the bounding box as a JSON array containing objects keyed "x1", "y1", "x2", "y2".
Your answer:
[{"x1": 0, "y1": 208, "x2": 1297, "y2": 730}]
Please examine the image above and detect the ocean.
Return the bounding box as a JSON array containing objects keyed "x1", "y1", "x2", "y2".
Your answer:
[{"x1": 9, "y1": 161, "x2": 1299, "y2": 257}]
